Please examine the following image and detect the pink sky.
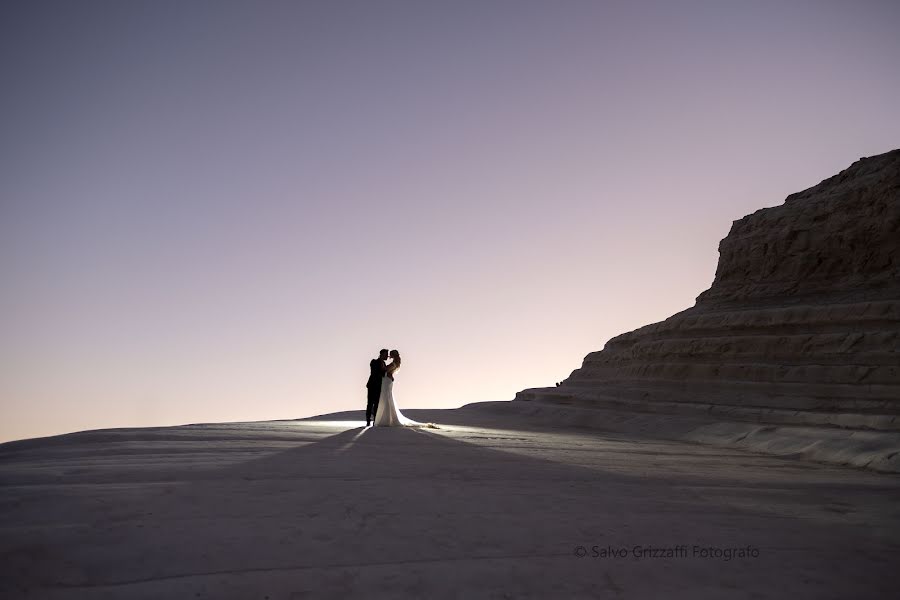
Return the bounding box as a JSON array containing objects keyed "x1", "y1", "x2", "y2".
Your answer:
[{"x1": 2, "y1": 0, "x2": 899, "y2": 442}]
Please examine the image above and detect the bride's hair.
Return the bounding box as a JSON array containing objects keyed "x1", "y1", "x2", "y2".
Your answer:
[{"x1": 390, "y1": 349, "x2": 401, "y2": 361}]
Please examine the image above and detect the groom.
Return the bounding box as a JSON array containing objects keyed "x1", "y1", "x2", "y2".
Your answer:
[{"x1": 366, "y1": 349, "x2": 389, "y2": 426}]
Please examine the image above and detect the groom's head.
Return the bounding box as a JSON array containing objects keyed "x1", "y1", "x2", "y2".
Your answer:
[{"x1": 379, "y1": 349, "x2": 389, "y2": 360}]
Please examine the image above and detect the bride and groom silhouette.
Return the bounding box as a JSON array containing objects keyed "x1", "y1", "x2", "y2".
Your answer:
[{"x1": 365, "y1": 349, "x2": 437, "y2": 428}]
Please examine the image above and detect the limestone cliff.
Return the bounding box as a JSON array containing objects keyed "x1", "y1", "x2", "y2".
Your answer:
[{"x1": 518, "y1": 150, "x2": 900, "y2": 430}]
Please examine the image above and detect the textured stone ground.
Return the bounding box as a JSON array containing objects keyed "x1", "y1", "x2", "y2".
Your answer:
[{"x1": 2, "y1": 404, "x2": 899, "y2": 599}]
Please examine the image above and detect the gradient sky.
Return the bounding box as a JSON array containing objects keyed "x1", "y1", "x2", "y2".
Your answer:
[{"x1": 2, "y1": 0, "x2": 899, "y2": 443}]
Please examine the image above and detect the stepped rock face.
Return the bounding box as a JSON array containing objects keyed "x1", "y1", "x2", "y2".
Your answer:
[{"x1": 520, "y1": 150, "x2": 900, "y2": 424}]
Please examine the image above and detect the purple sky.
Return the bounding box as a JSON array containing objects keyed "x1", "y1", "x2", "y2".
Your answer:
[{"x1": 2, "y1": 0, "x2": 899, "y2": 443}]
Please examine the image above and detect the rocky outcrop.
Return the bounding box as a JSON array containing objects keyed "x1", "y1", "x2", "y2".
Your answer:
[{"x1": 518, "y1": 150, "x2": 900, "y2": 433}]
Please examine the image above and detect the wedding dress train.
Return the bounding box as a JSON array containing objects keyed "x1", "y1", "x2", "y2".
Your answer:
[{"x1": 372, "y1": 376, "x2": 436, "y2": 428}]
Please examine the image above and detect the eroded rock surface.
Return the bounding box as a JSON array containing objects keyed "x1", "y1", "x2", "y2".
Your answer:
[{"x1": 520, "y1": 150, "x2": 900, "y2": 428}]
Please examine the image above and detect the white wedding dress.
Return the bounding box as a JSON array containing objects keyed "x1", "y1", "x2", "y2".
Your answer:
[{"x1": 372, "y1": 365, "x2": 435, "y2": 428}]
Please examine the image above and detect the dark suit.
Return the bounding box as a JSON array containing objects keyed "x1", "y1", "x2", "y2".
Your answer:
[{"x1": 366, "y1": 358, "x2": 385, "y2": 422}]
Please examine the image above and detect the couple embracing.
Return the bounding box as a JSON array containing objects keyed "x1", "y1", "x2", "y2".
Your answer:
[{"x1": 365, "y1": 349, "x2": 437, "y2": 428}]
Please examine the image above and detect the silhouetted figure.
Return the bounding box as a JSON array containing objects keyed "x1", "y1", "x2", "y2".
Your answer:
[
  {"x1": 371, "y1": 350, "x2": 437, "y2": 428},
  {"x1": 366, "y1": 349, "x2": 388, "y2": 426}
]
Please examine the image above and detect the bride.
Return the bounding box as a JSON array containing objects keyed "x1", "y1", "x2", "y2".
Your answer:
[{"x1": 372, "y1": 350, "x2": 438, "y2": 428}]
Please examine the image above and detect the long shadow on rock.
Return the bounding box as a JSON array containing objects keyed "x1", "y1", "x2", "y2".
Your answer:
[{"x1": 3, "y1": 423, "x2": 899, "y2": 599}]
